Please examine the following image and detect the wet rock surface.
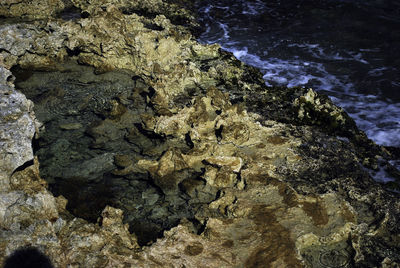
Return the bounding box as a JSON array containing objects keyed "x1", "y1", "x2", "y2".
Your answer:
[
  {"x1": 13, "y1": 60, "x2": 208, "y2": 245},
  {"x1": 0, "y1": 0, "x2": 399, "y2": 267}
]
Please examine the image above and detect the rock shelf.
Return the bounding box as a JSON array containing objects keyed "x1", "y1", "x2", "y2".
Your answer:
[{"x1": 0, "y1": 0, "x2": 399, "y2": 267}]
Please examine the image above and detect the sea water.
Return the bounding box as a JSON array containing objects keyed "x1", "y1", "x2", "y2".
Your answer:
[
  {"x1": 196, "y1": 0, "x2": 400, "y2": 183},
  {"x1": 197, "y1": 0, "x2": 400, "y2": 147}
]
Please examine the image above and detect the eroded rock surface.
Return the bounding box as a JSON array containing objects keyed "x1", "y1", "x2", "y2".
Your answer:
[
  {"x1": 0, "y1": 64, "x2": 38, "y2": 188},
  {"x1": 0, "y1": 0, "x2": 399, "y2": 267}
]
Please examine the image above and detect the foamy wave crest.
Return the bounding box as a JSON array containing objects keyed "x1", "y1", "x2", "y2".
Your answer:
[
  {"x1": 198, "y1": 0, "x2": 400, "y2": 150},
  {"x1": 338, "y1": 95, "x2": 400, "y2": 147},
  {"x1": 227, "y1": 47, "x2": 353, "y2": 91},
  {"x1": 228, "y1": 46, "x2": 400, "y2": 148}
]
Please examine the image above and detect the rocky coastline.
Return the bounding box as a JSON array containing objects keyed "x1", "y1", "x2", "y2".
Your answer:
[{"x1": 0, "y1": 0, "x2": 399, "y2": 267}]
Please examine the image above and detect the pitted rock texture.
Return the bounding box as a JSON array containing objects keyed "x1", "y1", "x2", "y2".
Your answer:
[
  {"x1": 0, "y1": 0, "x2": 399, "y2": 267},
  {"x1": 0, "y1": 0, "x2": 65, "y2": 20},
  {"x1": 0, "y1": 64, "x2": 38, "y2": 186}
]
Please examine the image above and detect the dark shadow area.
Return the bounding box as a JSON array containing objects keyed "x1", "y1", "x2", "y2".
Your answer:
[
  {"x1": 120, "y1": 7, "x2": 157, "y2": 19},
  {"x1": 49, "y1": 175, "x2": 118, "y2": 223},
  {"x1": 11, "y1": 160, "x2": 34, "y2": 175},
  {"x1": 143, "y1": 23, "x2": 164, "y2": 31},
  {"x1": 57, "y1": 6, "x2": 83, "y2": 21},
  {"x1": 66, "y1": 47, "x2": 82, "y2": 57},
  {"x1": 3, "y1": 247, "x2": 53, "y2": 268}
]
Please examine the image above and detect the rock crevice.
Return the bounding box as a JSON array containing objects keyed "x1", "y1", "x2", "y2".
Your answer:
[{"x1": 0, "y1": 0, "x2": 399, "y2": 267}]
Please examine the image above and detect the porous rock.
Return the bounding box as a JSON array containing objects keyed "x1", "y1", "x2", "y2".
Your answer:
[{"x1": 0, "y1": 0, "x2": 399, "y2": 267}]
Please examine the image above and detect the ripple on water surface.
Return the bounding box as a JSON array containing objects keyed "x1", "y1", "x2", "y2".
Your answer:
[{"x1": 197, "y1": 0, "x2": 400, "y2": 149}]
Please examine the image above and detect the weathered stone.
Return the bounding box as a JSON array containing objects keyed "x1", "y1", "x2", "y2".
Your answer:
[
  {"x1": 114, "y1": 155, "x2": 133, "y2": 168},
  {"x1": 0, "y1": 65, "x2": 38, "y2": 188},
  {"x1": 204, "y1": 156, "x2": 243, "y2": 173},
  {"x1": 0, "y1": 0, "x2": 399, "y2": 267},
  {"x1": 0, "y1": 0, "x2": 65, "y2": 20}
]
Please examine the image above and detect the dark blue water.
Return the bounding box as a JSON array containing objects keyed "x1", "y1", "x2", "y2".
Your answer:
[{"x1": 197, "y1": 0, "x2": 400, "y2": 150}]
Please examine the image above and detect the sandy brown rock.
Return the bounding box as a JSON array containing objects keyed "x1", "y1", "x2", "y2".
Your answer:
[
  {"x1": 0, "y1": 0, "x2": 65, "y2": 19},
  {"x1": 0, "y1": 0, "x2": 399, "y2": 267}
]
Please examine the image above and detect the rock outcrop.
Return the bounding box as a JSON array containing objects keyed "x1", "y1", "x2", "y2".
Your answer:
[{"x1": 0, "y1": 0, "x2": 399, "y2": 267}]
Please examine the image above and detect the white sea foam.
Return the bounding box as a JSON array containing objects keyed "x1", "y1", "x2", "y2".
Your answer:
[
  {"x1": 197, "y1": 0, "x2": 400, "y2": 186},
  {"x1": 219, "y1": 22, "x2": 230, "y2": 39},
  {"x1": 337, "y1": 96, "x2": 400, "y2": 147},
  {"x1": 197, "y1": 0, "x2": 400, "y2": 185},
  {"x1": 198, "y1": 1, "x2": 400, "y2": 149},
  {"x1": 287, "y1": 43, "x2": 370, "y2": 64},
  {"x1": 369, "y1": 165, "x2": 396, "y2": 183},
  {"x1": 241, "y1": 0, "x2": 266, "y2": 15},
  {"x1": 225, "y1": 45, "x2": 400, "y2": 149},
  {"x1": 368, "y1": 67, "x2": 389, "y2": 77}
]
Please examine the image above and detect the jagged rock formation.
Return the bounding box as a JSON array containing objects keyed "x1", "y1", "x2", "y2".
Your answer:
[{"x1": 0, "y1": 0, "x2": 399, "y2": 267}]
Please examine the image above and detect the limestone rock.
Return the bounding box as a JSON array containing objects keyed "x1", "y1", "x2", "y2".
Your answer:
[
  {"x1": 0, "y1": 66, "x2": 38, "y2": 186},
  {"x1": 0, "y1": 0, "x2": 399, "y2": 267},
  {"x1": 0, "y1": 0, "x2": 65, "y2": 19}
]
